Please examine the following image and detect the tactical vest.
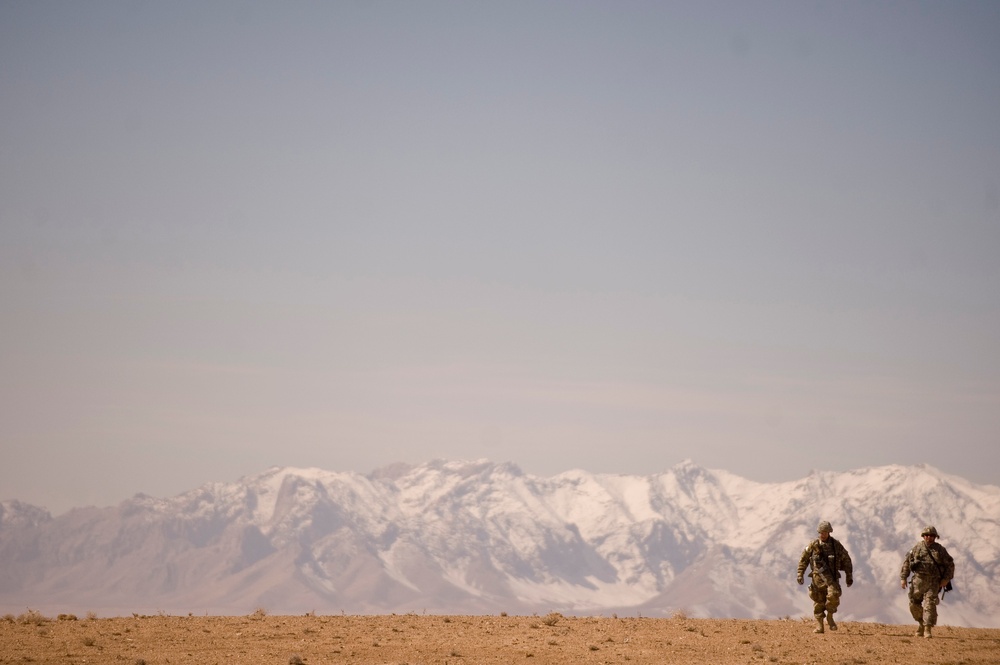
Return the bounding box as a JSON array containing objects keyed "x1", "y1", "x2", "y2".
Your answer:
[
  {"x1": 809, "y1": 538, "x2": 841, "y2": 580},
  {"x1": 908, "y1": 543, "x2": 946, "y2": 578}
]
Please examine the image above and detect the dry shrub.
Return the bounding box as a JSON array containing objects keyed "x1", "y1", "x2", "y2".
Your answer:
[
  {"x1": 542, "y1": 612, "x2": 562, "y2": 626},
  {"x1": 18, "y1": 609, "x2": 49, "y2": 625}
]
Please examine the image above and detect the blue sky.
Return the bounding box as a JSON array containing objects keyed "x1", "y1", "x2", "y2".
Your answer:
[{"x1": 2, "y1": 1, "x2": 999, "y2": 514}]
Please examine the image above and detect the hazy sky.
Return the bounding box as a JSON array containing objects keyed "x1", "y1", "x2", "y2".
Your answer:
[{"x1": 3, "y1": 1, "x2": 999, "y2": 515}]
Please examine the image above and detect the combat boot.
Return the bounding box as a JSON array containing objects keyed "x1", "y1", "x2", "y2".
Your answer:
[
  {"x1": 813, "y1": 616, "x2": 824, "y2": 634},
  {"x1": 924, "y1": 626, "x2": 932, "y2": 639},
  {"x1": 827, "y1": 614, "x2": 837, "y2": 631},
  {"x1": 914, "y1": 623, "x2": 924, "y2": 637}
]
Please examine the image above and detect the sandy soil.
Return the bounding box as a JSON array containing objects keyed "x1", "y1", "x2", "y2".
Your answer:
[{"x1": 2, "y1": 611, "x2": 998, "y2": 665}]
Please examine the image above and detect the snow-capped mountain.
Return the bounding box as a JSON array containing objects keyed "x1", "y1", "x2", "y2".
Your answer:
[
  {"x1": 1, "y1": 461, "x2": 997, "y2": 627},
  {"x1": 0, "y1": 500, "x2": 52, "y2": 530}
]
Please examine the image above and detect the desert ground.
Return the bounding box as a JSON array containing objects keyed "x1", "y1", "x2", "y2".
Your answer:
[{"x1": 2, "y1": 611, "x2": 999, "y2": 665}]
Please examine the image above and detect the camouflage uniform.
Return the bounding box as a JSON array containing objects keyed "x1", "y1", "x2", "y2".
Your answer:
[
  {"x1": 796, "y1": 521, "x2": 853, "y2": 633},
  {"x1": 900, "y1": 526, "x2": 954, "y2": 636}
]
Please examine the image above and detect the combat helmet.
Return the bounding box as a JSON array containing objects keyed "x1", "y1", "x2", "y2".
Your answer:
[
  {"x1": 921, "y1": 525, "x2": 940, "y2": 537},
  {"x1": 817, "y1": 520, "x2": 833, "y2": 533}
]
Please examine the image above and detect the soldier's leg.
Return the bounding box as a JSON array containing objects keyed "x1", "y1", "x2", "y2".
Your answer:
[
  {"x1": 813, "y1": 597, "x2": 826, "y2": 619},
  {"x1": 825, "y1": 584, "x2": 841, "y2": 630},
  {"x1": 922, "y1": 589, "x2": 939, "y2": 629},
  {"x1": 921, "y1": 588, "x2": 937, "y2": 638},
  {"x1": 825, "y1": 584, "x2": 841, "y2": 613},
  {"x1": 907, "y1": 583, "x2": 925, "y2": 624},
  {"x1": 809, "y1": 583, "x2": 826, "y2": 633},
  {"x1": 808, "y1": 582, "x2": 826, "y2": 616}
]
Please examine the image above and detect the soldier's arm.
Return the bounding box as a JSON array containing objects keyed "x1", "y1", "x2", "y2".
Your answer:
[
  {"x1": 839, "y1": 543, "x2": 853, "y2": 575},
  {"x1": 797, "y1": 547, "x2": 810, "y2": 573},
  {"x1": 837, "y1": 543, "x2": 853, "y2": 585},
  {"x1": 796, "y1": 547, "x2": 810, "y2": 582},
  {"x1": 899, "y1": 548, "x2": 912, "y2": 583},
  {"x1": 942, "y1": 546, "x2": 955, "y2": 581}
]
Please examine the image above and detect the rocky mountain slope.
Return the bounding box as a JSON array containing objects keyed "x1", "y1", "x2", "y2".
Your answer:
[{"x1": 1, "y1": 461, "x2": 997, "y2": 626}]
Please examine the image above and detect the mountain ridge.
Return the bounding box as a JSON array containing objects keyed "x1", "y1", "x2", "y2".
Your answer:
[{"x1": 1, "y1": 461, "x2": 997, "y2": 627}]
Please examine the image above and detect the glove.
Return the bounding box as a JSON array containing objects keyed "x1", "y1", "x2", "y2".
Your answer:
[
  {"x1": 845, "y1": 574, "x2": 853, "y2": 587},
  {"x1": 796, "y1": 575, "x2": 804, "y2": 585}
]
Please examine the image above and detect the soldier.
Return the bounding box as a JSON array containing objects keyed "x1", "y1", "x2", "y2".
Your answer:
[
  {"x1": 900, "y1": 525, "x2": 954, "y2": 638},
  {"x1": 797, "y1": 520, "x2": 853, "y2": 634}
]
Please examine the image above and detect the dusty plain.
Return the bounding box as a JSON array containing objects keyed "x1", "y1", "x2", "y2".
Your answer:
[{"x1": 2, "y1": 611, "x2": 999, "y2": 665}]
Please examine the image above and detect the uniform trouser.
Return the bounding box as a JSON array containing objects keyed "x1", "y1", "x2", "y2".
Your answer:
[
  {"x1": 908, "y1": 575, "x2": 942, "y2": 627},
  {"x1": 808, "y1": 576, "x2": 842, "y2": 618}
]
